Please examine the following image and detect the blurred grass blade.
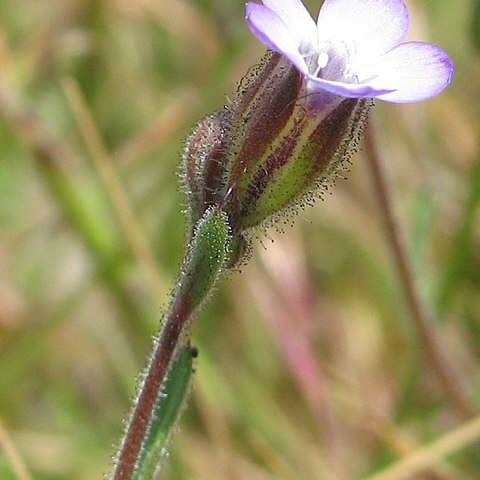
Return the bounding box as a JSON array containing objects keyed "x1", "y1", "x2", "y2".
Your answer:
[
  {"x1": 132, "y1": 345, "x2": 194, "y2": 480},
  {"x1": 0, "y1": 87, "x2": 153, "y2": 336},
  {"x1": 436, "y1": 156, "x2": 480, "y2": 317},
  {"x1": 365, "y1": 415, "x2": 480, "y2": 480},
  {"x1": 471, "y1": 0, "x2": 480, "y2": 52},
  {"x1": 0, "y1": 420, "x2": 33, "y2": 480},
  {"x1": 409, "y1": 188, "x2": 436, "y2": 284},
  {"x1": 62, "y1": 78, "x2": 168, "y2": 304},
  {"x1": 37, "y1": 154, "x2": 153, "y2": 337},
  {"x1": 0, "y1": 284, "x2": 87, "y2": 397}
]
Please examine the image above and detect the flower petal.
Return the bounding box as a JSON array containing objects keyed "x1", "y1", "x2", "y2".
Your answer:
[
  {"x1": 317, "y1": 0, "x2": 409, "y2": 58},
  {"x1": 261, "y1": 0, "x2": 317, "y2": 52},
  {"x1": 246, "y1": 2, "x2": 309, "y2": 74},
  {"x1": 305, "y1": 74, "x2": 395, "y2": 98},
  {"x1": 368, "y1": 42, "x2": 455, "y2": 103}
]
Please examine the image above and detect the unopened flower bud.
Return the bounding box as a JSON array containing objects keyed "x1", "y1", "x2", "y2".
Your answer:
[
  {"x1": 223, "y1": 52, "x2": 370, "y2": 230},
  {"x1": 183, "y1": 51, "x2": 370, "y2": 243},
  {"x1": 183, "y1": 110, "x2": 232, "y2": 224},
  {"x1": 182, "y1": 0, "x2": 454, "y2": 253}
]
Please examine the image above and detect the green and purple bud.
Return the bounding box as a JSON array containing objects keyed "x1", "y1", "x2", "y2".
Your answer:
[
  {"x1": 182, "y1": 0, "x2": 454, "y2": 265},
  {"x1": 183, "y1": 51, "x2": 369, "y2": 244},
  {"x1": 223, "y1": 52, "x2": 370, "y2": 230},
  {"x1": 183, "y1": 109, "x2": 232, "y2": 225}
]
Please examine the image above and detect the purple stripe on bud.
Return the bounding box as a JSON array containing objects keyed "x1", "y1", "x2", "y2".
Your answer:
[
  {"x1": 227, "y1": 52, "x2": 303, "y2": 187},
  {"x1": 183, "y1": 110, "x2": 232, "y2": 221}
]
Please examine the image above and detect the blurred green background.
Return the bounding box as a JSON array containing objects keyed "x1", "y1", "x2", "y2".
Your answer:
[{"x1": 1, "y1": 0, "x2": 480, "y2": 479}]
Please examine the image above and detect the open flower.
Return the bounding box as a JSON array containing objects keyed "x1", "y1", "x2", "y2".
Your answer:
[
  {"x1": 246, "y1": 0, "x2": 454, "y2": 103},
  {"x1": 184, "y1": 0, "x2": 455, "y2": 235}
]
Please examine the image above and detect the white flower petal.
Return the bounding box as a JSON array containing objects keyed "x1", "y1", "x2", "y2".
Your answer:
[
  {"x1": 369, "y1": 42, "x2": 455, "y2": 103},
  {"x1": 262, "y1": 0, "x2": 317, "y2": 52},
  {"x1": 246, "y1": 2, "x2": 309, "y2": 74},
  {"x1": 317, "y1": 0, "x2": 409, "y2": 58}
]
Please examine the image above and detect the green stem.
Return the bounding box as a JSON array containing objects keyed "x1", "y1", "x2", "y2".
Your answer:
[{"x1": 111, "y1": 207, "x2": 231, "y2": 480}]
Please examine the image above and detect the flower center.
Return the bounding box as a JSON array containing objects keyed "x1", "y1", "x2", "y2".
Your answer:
[{"x1": 307, "y1": 40, "x2": 359, "y2": 84}]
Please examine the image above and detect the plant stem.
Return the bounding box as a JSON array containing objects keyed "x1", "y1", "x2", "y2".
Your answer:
[
  {"x1": 112, "y1": 291, "x2": 193, "y2": 480},
  {"x1": 363, "y1": 118, "x2": 475, "y2": 419},
  {"x1": 111, "y1": 207, "x2": 231, "y2": 479}
]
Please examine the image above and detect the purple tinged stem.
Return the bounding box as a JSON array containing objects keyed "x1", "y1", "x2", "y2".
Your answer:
[
  {"x1": 112, "y1": 207, "x2": 230, "y2": 479},
  {"x1": 112, "y1": 290, "x2": 193, "y2": 480},
  {"x1": 364, "y1": 118, "x2": 475, "y2": 419}
]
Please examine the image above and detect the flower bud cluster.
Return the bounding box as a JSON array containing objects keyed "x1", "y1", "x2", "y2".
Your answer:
[{"x1": 183, "y1": 51, "x2": 370, "y2": 261}]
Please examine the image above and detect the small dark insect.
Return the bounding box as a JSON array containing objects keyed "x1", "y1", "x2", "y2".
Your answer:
[{"x1": 189, "y1": 345, "x2": 199, "y2": 358}]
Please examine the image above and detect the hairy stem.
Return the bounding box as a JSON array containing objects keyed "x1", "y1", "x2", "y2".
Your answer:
[
  {"x1": 112, "y1": 293, "x2": 192, "y2": 480},
  {"x1": 111, "y1": 208, "x2": 231, "y2": 479},
  {"x1": 364, "y1": 118, "x2": 475, "y2": 419}
]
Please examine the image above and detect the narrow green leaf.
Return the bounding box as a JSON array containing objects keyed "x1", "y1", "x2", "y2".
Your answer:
[{"x1": 133, "y1": 345, "x2": 194, "y2": 480}]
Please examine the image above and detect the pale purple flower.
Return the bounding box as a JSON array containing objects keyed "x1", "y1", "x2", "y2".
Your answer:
[{"x1": 245, "y1": 0, "x2": 454, "y2": 103}]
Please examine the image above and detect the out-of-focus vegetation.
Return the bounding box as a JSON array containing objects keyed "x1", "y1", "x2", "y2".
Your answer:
[{"x1": 0, "y1": 0, "x2": 479, "y2": 479}]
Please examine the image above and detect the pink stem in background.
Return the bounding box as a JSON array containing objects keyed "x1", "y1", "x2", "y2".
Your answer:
[
  {"x1": 251, "y1": 234, "x2": 349, "y2": 480},
  {"x1": 364, "y1": 118, "x2": 475, "y2": 420}
]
